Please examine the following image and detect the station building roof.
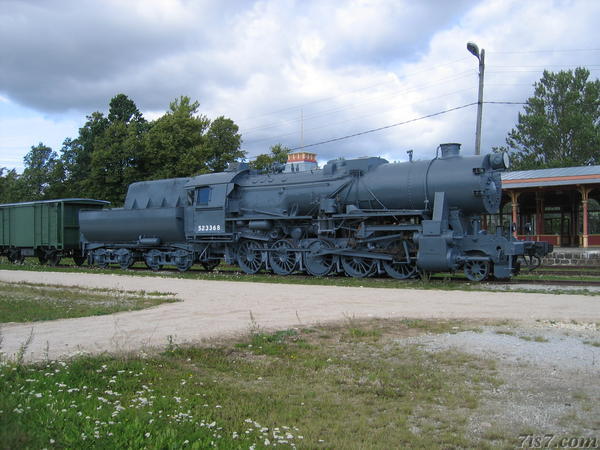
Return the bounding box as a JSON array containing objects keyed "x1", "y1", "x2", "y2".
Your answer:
[{"x1": 501, "y1": 165, "x2": 600, "y2": 189}]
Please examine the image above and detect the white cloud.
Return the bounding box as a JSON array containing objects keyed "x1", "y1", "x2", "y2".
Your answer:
[
  {"x1": 0, "y1": 103, "x2": 79, "y2": 171},
  {"x1": 0, "y1": 0, "x2": 598, "y2": 169}
]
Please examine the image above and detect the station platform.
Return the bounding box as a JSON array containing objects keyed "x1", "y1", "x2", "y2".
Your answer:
[{"x1": 541, "y1": 247, "x2": 600, "y2": 266}]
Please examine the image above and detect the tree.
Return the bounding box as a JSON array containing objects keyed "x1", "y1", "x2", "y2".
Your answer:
[
  {"x1": 502, "y1": 67, "x2": 600, "y2": 170},
  {"x1": 142, "y1": 96, "x2": 210, "y2": 179},
  {"x1": 19, "y1": 143, "x2": 64, "y2": 200},
  {"x1": 204, "y1": 116, "x2": 244, "y2": 172},
  {"x1": 250, "y1": 143, "x2": 291, "y2": 171},
  {"x1": 87, "y1": 98, "x2": 148, "y2": 204},
  {"x1": 108, "y1": 93, "x2": 145, "y2": 124},
  {"x1": 0, "y1": 168, "x2": 22, "y2": 203},
  {"x1": 142, "y1": 97, "x2": 245, "y2": 179},
  {"x1": 60, "y1": 112, "x2": 109, "y2": 197},
  {"x1": 87, "y1": 122, "x2": 144, "y2": 204},
  {"x1": 4, "y1": 94, "x2": 244, "y2": 204}
]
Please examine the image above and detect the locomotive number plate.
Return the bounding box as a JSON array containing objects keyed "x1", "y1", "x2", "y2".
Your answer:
[{"x1": 197, "y1": 224, "x2": 221, "y2": 232}]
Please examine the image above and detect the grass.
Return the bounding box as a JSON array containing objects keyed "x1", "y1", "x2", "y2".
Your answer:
[
  {"x1": 0, "y1": 281, "x2": 179, "y2": 323},
  {"x1": 0, "y1": 318, "x2": 504, "y2": 449},
  {"x1": 583, "y1": 340, "x2": 600, "y2": 347},
  {"x1": 2, "y1": 258, "x2": 598, "y2": 296}
]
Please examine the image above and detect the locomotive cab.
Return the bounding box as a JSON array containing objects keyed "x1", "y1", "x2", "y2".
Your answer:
[{"x1": 184, "y1": 169, "x2": 245, "y2": 240}]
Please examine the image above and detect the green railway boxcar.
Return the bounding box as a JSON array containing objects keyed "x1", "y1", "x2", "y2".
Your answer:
[{"x1": 0, "y1": 199, "x2": 108, "y2": 265}]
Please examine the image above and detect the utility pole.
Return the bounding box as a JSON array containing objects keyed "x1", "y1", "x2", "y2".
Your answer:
[
  {"x1": 300, "y1": 108, "x2": 304, "y2": 149},
  {"x1": 467, "y1": 42, "x2": 485, "y2": 155}
]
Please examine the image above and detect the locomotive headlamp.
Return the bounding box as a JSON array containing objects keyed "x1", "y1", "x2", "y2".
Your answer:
[{"x1": 488, "y1": 152, "x2": 510, "y2": 170}]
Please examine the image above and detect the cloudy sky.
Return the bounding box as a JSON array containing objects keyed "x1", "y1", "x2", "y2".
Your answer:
[{"x1": 1, "y1": 0, "x2": 599, "y2": 171}]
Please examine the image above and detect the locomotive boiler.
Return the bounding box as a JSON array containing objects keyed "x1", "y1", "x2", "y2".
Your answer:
[{"x1": 79, "y1": 143, "x2": 552, "y2": 281}]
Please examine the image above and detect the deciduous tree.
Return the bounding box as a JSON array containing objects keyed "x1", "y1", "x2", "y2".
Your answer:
[
  {"x1": 87, "y1": 95, "x2": 148, "y2": 204},
  {"x1": 250, "y1": 143, "x2": 291, "y2": 171},
  {"x1": 0, "y1": 168, "x2": 22, "y2": 203},
  {"x1": 142, "y1": 96, "x2": 210, "y2": 179},
  {"x1": 204, "y1": 116, "x2": 244, "y2": 172},
  {"x1": 19, "y1": 143, "x2": 64, "y2": 200},
  {"x1": 502, "y1": 67, "x2": 600, "y2": 169}
]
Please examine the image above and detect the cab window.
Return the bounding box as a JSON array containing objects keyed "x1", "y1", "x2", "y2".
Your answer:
[{"x1": 196, "y1": 187, "x2": 211, "y2": 205}]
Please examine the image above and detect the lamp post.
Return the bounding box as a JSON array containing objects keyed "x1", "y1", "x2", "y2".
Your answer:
[{"x1": 467, "y1": 41, "x2": 485, "y2": 155}]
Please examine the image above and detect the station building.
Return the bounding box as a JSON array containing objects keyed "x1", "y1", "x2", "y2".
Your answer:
[{"x1": 497, "y1": 165, "x2": 600, "y2": 248}]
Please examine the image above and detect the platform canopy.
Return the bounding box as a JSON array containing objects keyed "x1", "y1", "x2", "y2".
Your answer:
[{"x1": 497, "y1": 165, "x2": 600, "y2": 248}]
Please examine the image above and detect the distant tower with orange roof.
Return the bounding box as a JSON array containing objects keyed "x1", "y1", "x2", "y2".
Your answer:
[{"x1": 284, "y1": 152, "x2": 318, "y2": 173}]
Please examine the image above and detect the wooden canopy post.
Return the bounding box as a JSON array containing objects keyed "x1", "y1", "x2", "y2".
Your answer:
[
  {"x1": 580, "y1": 185, "x2": 591, "y2": 248},
  {"x1": 535, "y1": 191, "x2": 544, "y2": 237},
  {"x1": 509, "y1": 190, "x2": 520, "y2": 238}
]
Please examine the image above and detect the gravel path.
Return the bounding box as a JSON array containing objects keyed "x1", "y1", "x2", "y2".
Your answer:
[
  {"x1": 1, "y1": 270, "x2": 600, "y2": 361},
  {"x1": 404, "y1": 324, "x2": 600, "y2": 436}
]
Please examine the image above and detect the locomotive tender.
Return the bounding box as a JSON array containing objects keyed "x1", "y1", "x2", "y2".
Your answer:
[{"x1": 79, "y1": 143, "x2": 552, "y2": 281}]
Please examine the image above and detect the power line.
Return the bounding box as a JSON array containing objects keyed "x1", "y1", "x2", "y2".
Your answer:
[
  {"x1": 236, "y1": 52, "x2": 599, "y2": 126},
  {"x1": 240, "y1": 71, "x2": 475, "y2": 135},
  {"x1": 487, "y1": 68, "x2": 600, "y2": 74},
  {"x1": 241, "y1": 65, "x2": 599, "y2": 138},
  {"x1": 285, "y1": 100, "x2": 529, "y2": 151},
  {"x1": 289, "y1": 103, "x2": 477, "y2": 151},
  {"x1": 490, "y1": 48, "x2": 600, "y2": 54},
  {"x1": 484, "y1": 101, "x2": 526, "y2": 105},
  {"x1": 489, "y1": 64, "x2": 600, "y2": 68},
  {"x1": 244, "y1": 87, "x2": 474, "y2": 146},
  {"x1": 235, "y1": 57, "x2": 473, "y2": 124}
]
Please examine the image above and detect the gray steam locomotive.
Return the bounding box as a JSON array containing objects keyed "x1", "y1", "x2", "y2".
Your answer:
[{"x1": 79, "y1": 143, "x2": 552, "y2": 281}]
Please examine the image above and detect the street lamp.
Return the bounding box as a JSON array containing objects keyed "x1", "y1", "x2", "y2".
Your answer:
[{"x1": 467, "y1": 41, "x2": 485, "y2": 155}]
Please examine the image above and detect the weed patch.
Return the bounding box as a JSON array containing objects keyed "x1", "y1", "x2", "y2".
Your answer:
[
  {"x1": 0, "y1": 319, "x2": 502, "y2": 448},
  {"x1": 0, "y1": 282, "x2": 178, "y2": 323}
]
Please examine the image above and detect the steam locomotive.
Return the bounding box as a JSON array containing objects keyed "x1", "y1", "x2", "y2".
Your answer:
[{"x1": 78, "y1": 143, "x2": 552, "y2": 281}]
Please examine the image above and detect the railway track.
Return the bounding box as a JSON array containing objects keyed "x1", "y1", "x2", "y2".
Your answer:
[
  {"x1": 423, "y1": 275, "x2": 600, "y2": 287},
  {"x1": 492, "y1": 278, "x2": 600, "y2": 287},
  {"x1": 3, "y1": 260, "x2": 599, "y2": 290},
  {"x1": 97, "y1": 264, "x2": 600, "y2": 286},
  {"x1": 535, "y1": 270, "x2": 600, "y2": 277}
]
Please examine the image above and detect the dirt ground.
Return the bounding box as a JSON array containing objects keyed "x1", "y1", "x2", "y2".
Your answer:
[
  {"x1": 404, "y1": 322, "x2": 600, "y2": 439},
  {"x1": 1, "y1": 270, "x2": 599, "y2": 363}
]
